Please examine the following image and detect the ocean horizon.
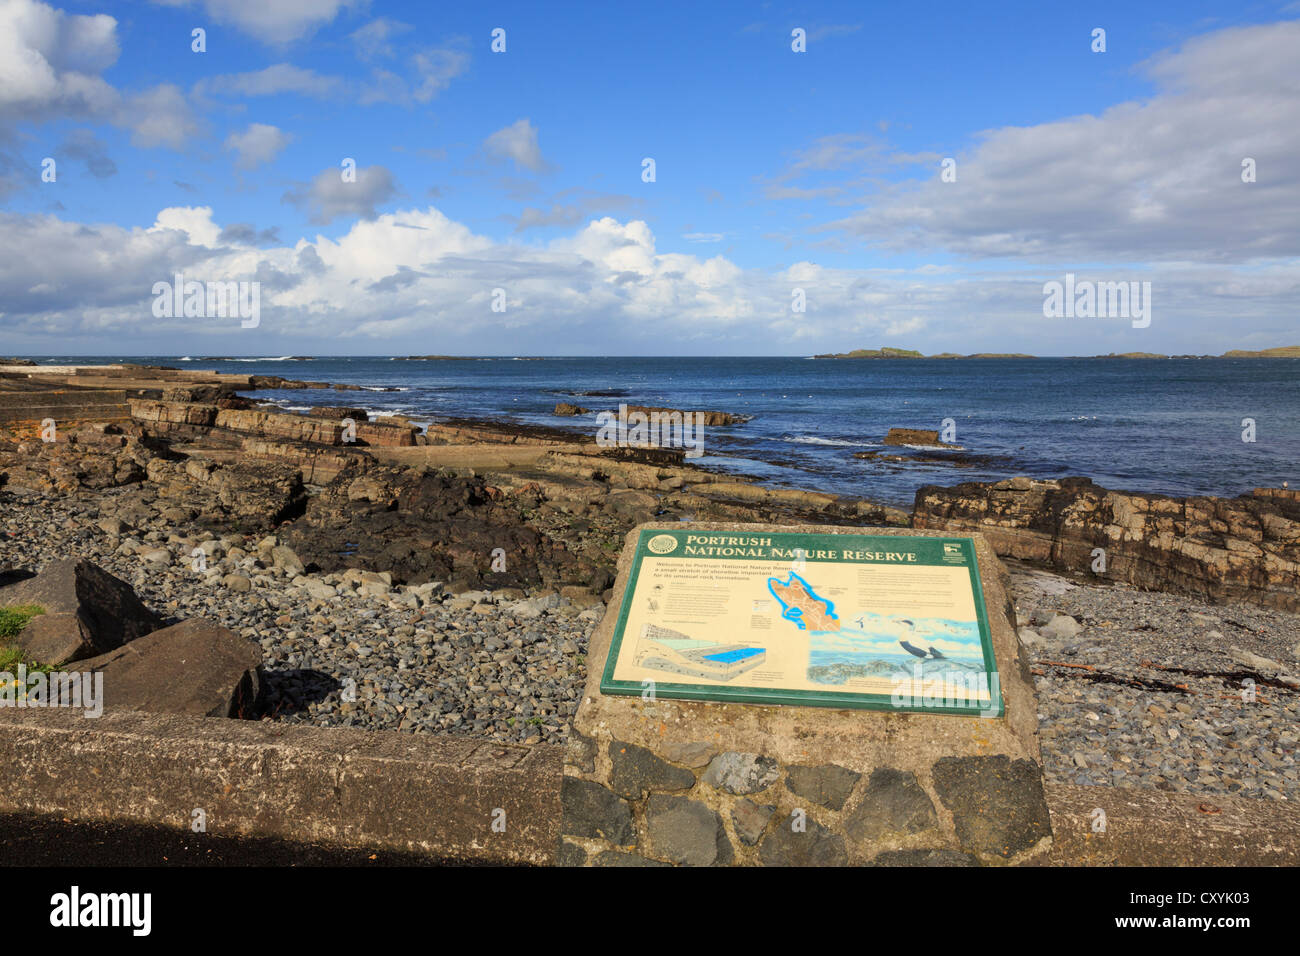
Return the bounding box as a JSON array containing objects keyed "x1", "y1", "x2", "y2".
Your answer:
[{"x1": 19, "y1": 354, "x2": 1297, "y2": 507}]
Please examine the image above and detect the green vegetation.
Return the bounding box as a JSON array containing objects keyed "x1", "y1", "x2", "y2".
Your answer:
[
  {"x1": 813, "y1": 347, "x2": 925, "y2": 359},
  {"x1": 0, "y1": 604, "x2": 44, "y2": 640},
  {"x1": 0, "y1": 605, "x2": 55, "y2": 680},
  {"x1": 1221, "y1": 346, "x2": 1300, "y2": 358}
]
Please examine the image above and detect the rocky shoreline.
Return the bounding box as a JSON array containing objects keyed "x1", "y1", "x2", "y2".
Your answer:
[{"x1": 1, "y1": 363, "x2": 1297, "y2": 803}]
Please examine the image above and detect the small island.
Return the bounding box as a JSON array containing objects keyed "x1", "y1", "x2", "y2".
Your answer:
[{"x1": 813, "y1": 344, "x2": 1300, "y2": 359}]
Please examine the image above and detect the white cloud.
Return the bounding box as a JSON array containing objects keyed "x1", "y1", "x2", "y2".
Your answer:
[
  {"x1": 483, "y1": 118, "x2": 548, "y2": 173},
  {"x1": 0, "y1": 0, "x2": 118, "y2": 119},
  {"x1": 824, "y1": 20, "x2": 1300, "y2": 264},
  {"x1": 153, "y1": 0, "x2": 361, "y2": 45},
  {"x1": 1, "y1": 205, "x2": 1296, "y2": 355},
  {"x1": 224, "y1": 122, "x2": 291, "y2": 168}
]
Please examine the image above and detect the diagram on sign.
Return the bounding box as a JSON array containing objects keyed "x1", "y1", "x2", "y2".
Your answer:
[{"x1": 634, "y1": 623, "x2": 767, "y2": 682}]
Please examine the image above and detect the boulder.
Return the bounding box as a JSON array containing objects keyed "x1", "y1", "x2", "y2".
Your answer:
[
  {"x1": 553, "y1": 402, "x2": 590, "y2": 416},
  {"x1": 74, "y1": 619, "x2": 263, "y2": 718},
  {"x1": 0, "y1": 558, "x2": 162, "y2": 664},
  {"x1": 882, "y1": 428, "x2": 958, "y2": 448}
]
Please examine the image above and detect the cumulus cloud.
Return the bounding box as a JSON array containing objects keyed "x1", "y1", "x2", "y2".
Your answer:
[
  {"x1": 152, "y1": 0, "x2": 362, "y2": 45},
  {"x1": 0, "y1": 205, "x2": 1296, "y2": 354},
  {"x1": 282, "y1": 164, "x2": 400, "y2": 224},
  {"x1": 484, "y1": 119, "x2": 548, "y2": 173},
  {"x1": 0, "y1": 0, "x2": 119, "y2": 120},
  {"x1": 224, "y1": 122, "x2": 291, "y2": 169},
  {"x1": 822, "y1": 20, "x2": 1300, "y2": 263}
]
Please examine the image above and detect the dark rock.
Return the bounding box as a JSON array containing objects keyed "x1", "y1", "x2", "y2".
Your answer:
[
  {"x1": 609, "y1": 740, "x2": 696, "y2": 799},
  {"x1": 0, "y1": 558, "x2": 163, "y2": 664},
  {"x1": 785, "y1": 763, "x2": 861, "y2": 811},
  {"x1": 758, "y1": 814, "x2": 847, "y2": 867},
  {"x1": 560, "y1": 777, "x2": 634, "y2": 845},
  {"x1": 645, "y1": 794, "x2": 728, "y2": 866},
  {"x1": 592, "y1": 850, "x2": 671, "y2": 867},
  {"x1": 931, "y1": 755, "x2": 1052, "y2": 859},
  {"x1": 75, "y1": 618, "x2": 262, "y2": 718},
  {"x1": 844, "y1": 768, "x2": 939, "y2": 843},
  {"x1": 555, "y1": 840, "x2": 588, "y2": 867},
  {"x1": 731, "y1": 799, "x2": 775, "y2": 846},
  {"x1": 867, "y1": 849, "x2": 980, "y2": 867}
]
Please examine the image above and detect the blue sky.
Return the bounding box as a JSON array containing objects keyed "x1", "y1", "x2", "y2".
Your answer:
[{"x1": 1, "y1": 0, "x2": 1298, "y2": 355}]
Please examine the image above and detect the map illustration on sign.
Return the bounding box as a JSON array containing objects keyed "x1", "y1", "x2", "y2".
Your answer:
[{"x1": 600, "y1": 530, "x2": 1002, "y2": 716}]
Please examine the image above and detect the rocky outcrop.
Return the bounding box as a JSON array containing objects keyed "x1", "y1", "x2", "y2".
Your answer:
[
  {"x1": 146, "y1": 457, "x2": 307, "y2": 530},
  {"x1": 554, "y1": 403, "x2": 590, "y2": 416},
  {"x1": 913, "y1": 477, "x2": 1300, "y2": 611},
  {"x1": 279, "y1": 465, "x2": 604, "y2": 591},
  {"x1": 75, "y1": 618, "x2": 262, "y2": 718},
  {"x1": 620, "y1": 405, "x2": 751, "y2": 427},
  {"x1": 0, "y1": 558, "x2": 163, "y2": 664},
  {"x1": 883, "y1": 428, "x2": 957, "y2": 448},
  {"x1": 0, "y1": 424, "x2": 164, "y2": 494}
]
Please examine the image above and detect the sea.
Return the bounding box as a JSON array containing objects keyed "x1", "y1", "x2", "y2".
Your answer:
[{"x1": 27, "y1": 356, "x2": 1300, "y2": 508}]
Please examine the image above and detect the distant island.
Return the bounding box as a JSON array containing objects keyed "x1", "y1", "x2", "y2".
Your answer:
[{"x1": 813, "y1": 345, "x2": 1300, "y2": 360}]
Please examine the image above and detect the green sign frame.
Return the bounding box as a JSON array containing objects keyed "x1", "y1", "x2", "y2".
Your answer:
[{"x1": 599, "y1": 529, "x2": 1002, "y2": 717}]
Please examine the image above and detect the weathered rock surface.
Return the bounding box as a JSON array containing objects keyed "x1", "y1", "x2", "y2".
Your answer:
[
  {"x1": 0, "y1": 558, "x2": 162, "y2": 664},
  {"x1": 914, "y1": 477, "x2": 1300, "y2": 612},
  {"x1": 75, "y1": 618, "x2": 263, "y2": 718}
]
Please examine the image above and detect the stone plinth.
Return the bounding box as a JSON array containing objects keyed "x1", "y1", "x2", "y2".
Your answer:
[{"x1": 560, "y1": 522, "x2": 1052, "y2": 867}]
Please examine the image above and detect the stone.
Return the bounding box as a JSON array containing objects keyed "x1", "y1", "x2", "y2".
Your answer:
[
  {"x1": 560, "y1": 777, "x2": 633, "y2": 845},
  {"x1": 785, "y1": 763, "x2": 861, "y2": 811},
  {"x1": 270, "y1": 545, "x2": 306, "y2": 575},
  {"x1": 702, "y1": 752, "x2": 780, "y2": 795},
  {"x1": 931, "y1": 755, "x2": 1052, "y2": 860},
  {"x1": 867, "y1": 849, "x2": 980, "y2": 866},
  {"x1": 565, "y1": 731, "x2": 597, "y2": 774},
  {"x1": 0, "y1": 558, "x2": 163, "y2": 664},
  {"x1": 758, "y1": 815, "x2": 847, "y2": 867},
  {"x1": 608, "y1": 740, "x2": 696, "y2": 799},
  {"x1": 659, "y1": 740, "x2": 717, "y2": 768},
  {"x1": 731, "y1": 799, "x2": 775, "y2": 846},
  {"x1": 1040, "y1": 614, "x2": 1081, "y2": 640},
  {"x1": 555, "y1": 840, "x2": 587, "y2": 867},
  {"x1": 222, "y1": 573, "x2": 252, "y2": 593},
  {"x1": 645, "y1": 794, "x2": 728, "y2": 866},
  {"x1": 591, "y1": 850, "x2": 671, "y2": 868},
  {"x1": 75, "y1": 618, "x2": 262, "y2": 718},
  {"x1": 1018, "y1": 628, "x2": 1043, "y2": 650},
  {"x1": 844, "y1": 768, "x2": 939, "y2": 843}
]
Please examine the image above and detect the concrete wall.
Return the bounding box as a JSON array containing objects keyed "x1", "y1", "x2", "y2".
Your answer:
[{"x1": 0, "y1": 709, "x2": 562, "y2": 864}]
